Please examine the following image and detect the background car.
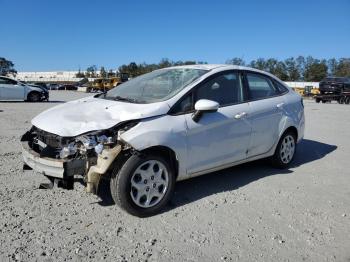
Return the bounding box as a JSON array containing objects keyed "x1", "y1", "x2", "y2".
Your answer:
[
  {"x1": 58, "y1": 84, "x2": 77, "y2": 90},
  {"x1": 47, "y1": 83, "x2": 60, "y2": 90},
  {"x1": 0, "y1": 76, "x2": 49, "y2": 102},
  {"x1": 319, "y1": 77, "x2": 350, "y2": 94}
]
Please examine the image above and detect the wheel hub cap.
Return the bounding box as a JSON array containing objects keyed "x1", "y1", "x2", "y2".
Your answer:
[
  {"x1": 130, "y1": 160, "x2": 169, "y2": 208},
  {"x1": 280, "y1": 135, "x2": 295, "y2": 164}
]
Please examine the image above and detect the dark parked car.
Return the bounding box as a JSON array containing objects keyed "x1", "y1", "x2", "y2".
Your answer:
[
  {"x1": 33, "y1": 82, "x2": 49, "y2": 90},
  {"x1": 58, "y1": 84, "x2": 78, "y2": 91},
  {"x1": 319, "y1": 77, "x2": 350, "y2": 94},
  {"x1": 47, "y1": 83, "x2": 59, "y2": 90}
]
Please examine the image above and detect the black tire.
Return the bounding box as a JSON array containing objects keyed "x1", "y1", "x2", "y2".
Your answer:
[
  {"x1": 345, "y1": 97, "x2": 350, "y2": 105},
  {"x1": 315, "y1": 98, "x2": 321, "y2": 103},
  {"x1": 27, "y1": 92, "x2": 41, "y2": 102},
  {"x1": 110, "y1": 153, "x2": 176, "y2": 217},
  {"x1": 339, "y1": 97, "x2": 345, "y2": 104},
  {"x1": 271, "y1": 131, "x2": 297, "y2": 169}
]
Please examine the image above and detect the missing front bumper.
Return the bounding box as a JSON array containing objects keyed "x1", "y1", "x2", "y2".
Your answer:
[{"x1": 21, "y1": 141, "x2": 86, "y2": 179}]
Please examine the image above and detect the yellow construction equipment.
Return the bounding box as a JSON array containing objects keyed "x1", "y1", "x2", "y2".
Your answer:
[
  {"x1": 292, "y1": 87, "x2": 305, "y2": 96},
  {"x1": 90, "y1": 73, "x2": 129, "y2": 92},
  {"x1": 292, "y1": 86, "x2": 320, "y2": 97},
  {"x1": 92, "y1": 78, "x2": 104, "y2": 91}
]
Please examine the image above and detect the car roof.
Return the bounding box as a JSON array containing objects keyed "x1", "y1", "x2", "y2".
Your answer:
[
  {"x1": 165, "y1": 64, "x2": 228, "y2": 70},
  {"x1": 166, "y1": 63, "x2": 272, "y2": 73},
  {"x1": 165, "y1": 64, "x2": 282, "y2": 81}
]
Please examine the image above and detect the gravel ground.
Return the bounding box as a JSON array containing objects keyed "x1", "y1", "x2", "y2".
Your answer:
[{"x1": 0, "y1": 91, "x2": 349, "y2": 262}]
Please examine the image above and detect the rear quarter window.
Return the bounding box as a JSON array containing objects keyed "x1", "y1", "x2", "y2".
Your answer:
[
  {"x1": 273, "y1": 80, "x2": 289, "y2": 93},
  {"x1": 246, "y1": 73, "x2": 279, "y2": 100}
]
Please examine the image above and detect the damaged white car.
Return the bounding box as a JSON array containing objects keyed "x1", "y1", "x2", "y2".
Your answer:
[{"x1": 21, "y1": 64, "x2": 305, "y2": 217}]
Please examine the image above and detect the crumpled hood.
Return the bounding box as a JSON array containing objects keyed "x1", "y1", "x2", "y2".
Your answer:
[{"x1": 31, "y1": 96, "x2": 170, "y2": 137}]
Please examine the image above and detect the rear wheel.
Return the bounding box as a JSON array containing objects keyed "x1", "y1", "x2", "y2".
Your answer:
[
  {"x1": 339, "y1": 97, "x2": 345, "y2": 104},
  {"x1": 271, "y1": 131, "x2": 296, "y2": 169},
  {"x1": 345, "y1": 96, "x2": 350, "y2": 105},
  {"x1": 27, "y1": 92, "x2": 41, "y2": 102},
  {"x1": 110, "y1": 153, "x2": 176, "y2": 217}
]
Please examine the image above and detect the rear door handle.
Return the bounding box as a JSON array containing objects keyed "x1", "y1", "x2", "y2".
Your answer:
[
  {"x1": 276, "y1": 103, "x2": 284, "y2": 109},
  {"x1": 234, "y1": 112, "x2": 247, "y2": 119}
]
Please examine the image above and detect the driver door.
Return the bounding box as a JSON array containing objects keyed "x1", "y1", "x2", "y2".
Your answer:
[{"x1": 184, "y1": 71, "x2": 252, "y2": 175}]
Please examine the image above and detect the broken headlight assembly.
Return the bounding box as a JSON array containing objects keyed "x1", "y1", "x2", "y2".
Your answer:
[
  {"x1": 59, "y1": 120, "x2": 139, "y2": 159},
  {"x1": 58, "y1": 133, "x2": 114, "y2": 159}
]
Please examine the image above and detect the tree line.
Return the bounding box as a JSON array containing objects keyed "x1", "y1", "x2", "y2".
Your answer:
[
  {"x1": 115, "y1": 57, "x2": 349, "y2": 82},
  {"x1": 83, "y1": 56, "x2": 349, "y2": 82},
  {"x1": 76, "y1": 59, "x2": 207, "y2": 78},
  {"x1": 1, "y1": 56, "x2": 350, "y2": 82},
  {"x1": 0, "y1": 57, "x2": 17, "y2": 76},
  {"x1": 226, "y1": 56, "x2": 350, "y2": 82}
]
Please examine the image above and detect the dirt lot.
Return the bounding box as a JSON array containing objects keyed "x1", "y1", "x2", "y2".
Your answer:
[{"x1": 0, "y1": 91, "x2": 349, "y2": 261}]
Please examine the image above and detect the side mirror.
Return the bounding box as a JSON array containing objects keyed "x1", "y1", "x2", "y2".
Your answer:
[{"x1": 192, "y1": 99, "x2": 219, "y2": 122}]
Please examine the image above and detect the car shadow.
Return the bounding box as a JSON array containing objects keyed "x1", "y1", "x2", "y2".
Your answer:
[{"x1": 95, "y1": 139, "x2": 337, "y2": 211}]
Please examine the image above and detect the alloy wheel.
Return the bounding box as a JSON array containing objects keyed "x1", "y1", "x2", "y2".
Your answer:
[
  {"x1": 280, "y1": 135, "x2": 295, "y2": 164},
  {"x1": 130, "y1": 160, "x2": 169, "y2": 208}
]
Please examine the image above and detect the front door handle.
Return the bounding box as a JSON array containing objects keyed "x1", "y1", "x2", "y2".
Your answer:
[
  {"x1": 276, "y1": 103, "x2": 285, "y2": 109},
  {"x1": 234, "y1": 112, "x2": 247, "y2": 119}
]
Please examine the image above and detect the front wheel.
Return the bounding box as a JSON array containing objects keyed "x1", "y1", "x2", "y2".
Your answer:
[
  {"x1": 27, "y1": 92, "x2": 41, "y2": 102},
  {"x1": 110, "y1": 153, "x2": 176, "y2": 217},
  {"x1": 271, "y1": 131, "x2": 297, "y2": 169}
]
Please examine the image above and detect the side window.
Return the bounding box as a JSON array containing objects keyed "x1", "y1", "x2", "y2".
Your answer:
[
  {"x1": 247, "y1": 73, "x2": 279, "y2": 100},
  {"x1": 8, "y1": 79, "x2": 17, "y2": 85},
  {"x1": 273, "y1": 80, "x2": 289, "y2": 93},
  {"x1": 0, "y1": 77, "x2": 7, "y2": 84},
  {"x1": 0, "y1": 78, "x2": 17, "y2": 85},
  {"x1": 171, "y1": 93, "x2": 193, "y2": 114},
  {"x1": 195, "y1": 72, "x2": 244, "y2": 106}
]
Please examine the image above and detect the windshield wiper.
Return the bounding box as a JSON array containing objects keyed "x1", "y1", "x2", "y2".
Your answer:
[{"x1": 113, "y1": 96, "x2": 139, "y2": 103}]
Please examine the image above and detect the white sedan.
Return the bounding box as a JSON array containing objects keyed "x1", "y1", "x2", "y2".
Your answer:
[
  {"x1": 0, "y1": 76, "x2": 49, "y2": 102},
  {"x1": 21, "y1": 64, "x2": 304, "y2": 217}
]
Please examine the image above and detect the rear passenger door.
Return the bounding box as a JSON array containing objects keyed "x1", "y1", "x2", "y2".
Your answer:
[{"x1": 244, "y1": 72, "x2": 285, "y2": 157}]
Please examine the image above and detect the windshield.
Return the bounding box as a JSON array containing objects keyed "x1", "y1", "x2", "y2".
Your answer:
[{"x1": 105, "y1": 68, "x2": 208, "y2": 103}]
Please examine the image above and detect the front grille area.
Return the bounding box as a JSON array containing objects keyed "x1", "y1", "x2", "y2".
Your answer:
[
  {"x1": 29, "y1": 127, "x2": 72, "y2": 158},
  {"x1": 35, "y1": 128, "x2": 66, "y2": 149}
]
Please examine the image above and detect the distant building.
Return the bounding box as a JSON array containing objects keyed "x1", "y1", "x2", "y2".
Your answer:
[{"x1": 15, "y1": 71, "x2": 105, "y2": 83}]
